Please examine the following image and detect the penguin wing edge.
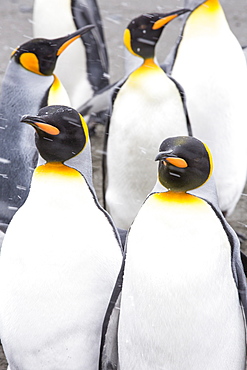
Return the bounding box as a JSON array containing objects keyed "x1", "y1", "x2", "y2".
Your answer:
[{"x1": 99, "y1": 256, "x2": 125, "y2": 370}]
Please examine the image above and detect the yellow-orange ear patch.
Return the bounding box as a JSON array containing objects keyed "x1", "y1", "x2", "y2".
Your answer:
[
  {"x1": 57, "y1": 35, "x2": 81, "y2": 56},
  {"x1": 123, "y1": 29, "x2": 140, "y2": 58},
  {"x1": 166, "y1": 157, "x2": 188, "y2": 168},
  {"x1": 79, "y1": 113, "x2": 89, "y2": 148},
  {"x1": 19, "y1": 52, "x2": 42, "y2": 74},
  {"x1": 152, "y1": 14, "x2": 178, "y2": 30},
  {"x1": 203, "y1": 142, "x2": 214, "y2": 179}
]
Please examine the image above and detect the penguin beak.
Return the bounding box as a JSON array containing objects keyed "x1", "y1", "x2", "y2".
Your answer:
[
  {"x1": 152, "y1": 9, "x2": 190, "y2": 30},
  {"x1": 55, "y1": 25, "x2": 95, "y2": 56},
  {"x1": 155, "y1": 152, "x2": 188, "y2": 168},
  {"x1": 21, "y1": 115, "x2": 60, "y2": 136}
]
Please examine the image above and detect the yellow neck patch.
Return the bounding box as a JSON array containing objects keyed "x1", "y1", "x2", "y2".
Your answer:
[
  {"x1": 34, "y1": 162, "x2": 83, "y2": 179},
  {"x1": 19, "y1": 52, "x2": 43, "y2": 75},
  {"x1": 48, "y1": 75, "x2": 71, "y2": 106},
  {"x1": 199, "y1": 0, "x2": 221, "y2": 13},
  {"x1": 188, "y1": 0, "x2": 226, "y2": 28},
  {"x1": 152, "y1": 191, "x2": 205, "y2": 206},
  {"x1": 128, "y1": 58, "x2": 162, "y2": 81}
]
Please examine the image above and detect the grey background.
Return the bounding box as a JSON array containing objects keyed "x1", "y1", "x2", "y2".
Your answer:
[{"x1": 0, "y1": 0, "x2": 247, "y2": 368}]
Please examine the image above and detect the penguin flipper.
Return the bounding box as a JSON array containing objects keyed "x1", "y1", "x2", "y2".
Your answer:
[
  {"x1": 153, "y1": 175, "x2": 247, "y2": 316},
  {"x1": 240, "y1": 251, "x2": 247, "y2": 277},
  {"x1": 190, "y1": 176, "x2": 247, "y2": 318},
  {"x1": 209, "y1": 200, "x2": 247, "y2": 319},
  {"x1": 117, "y1": 228, "x2": 128, "y2": 249},
  {"x1": 100, "y1": 78, "x2": 127, "y2": 207},
  {"x1": 99, "y1": 256, "x2": 126, "y2": 370},
  {"x1": 167, "y1": 75, "x2": 193, "y2": 136},
  {"x1": 71, "y1": 0, "x2": 109, "y2": 91},
  {"x1": 0, "y1": 223, "x2": 8, "y2": 234},
  {"x1": 100, "y1": 293, "x2": 121, "y2": 370},
  {"x1": 78, "y1": 78, "x2": 126, "y2": 119}
]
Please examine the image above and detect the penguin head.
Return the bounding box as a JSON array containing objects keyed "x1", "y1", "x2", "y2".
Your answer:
[
  {"x1": 21, "y1": 105, "x2": 89, "y2": 163},
  {"x1": 155, "y1": 136, "x2": 213, "y2": 192},
  {"x1": 11, "y1": 25, "x2": 94, "y2": 76},
  {"x1": 124, "y1": 9, "x2": 190, "y2": 59}
]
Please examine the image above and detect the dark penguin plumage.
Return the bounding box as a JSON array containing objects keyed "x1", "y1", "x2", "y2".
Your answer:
[
  {"x1": 33, "y1": 0, "x2": 109, "y2": 111},
  {"x1": 0, "y1": 105, "x2": 122, "y2": 369},
  {"x1": 0, "y1": 25, "x2": 93, "y2": 237},
  {"x1": 102, "y1": 10, "x2": 192, "y2": 230},
  {"x1": 99, "y1": 136, "x2": 247, "y2": 370},
  {"x1": 21, "y1": 106, "x2": 88, "y2": 163}
]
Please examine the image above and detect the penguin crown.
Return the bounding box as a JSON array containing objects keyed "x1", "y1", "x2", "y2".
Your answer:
[
  {"x1": 21, "y1": 105, "x2": 89, "y2": 163},
  {"x1": 155, "y1": 136, "x2": 213, "y2": 192},
  {"x1": 124, "y1": 9, "x2": 190, "y2": 59},
  {"x1": 11, "y1": 25, "x2": 94, "y2": 76}
]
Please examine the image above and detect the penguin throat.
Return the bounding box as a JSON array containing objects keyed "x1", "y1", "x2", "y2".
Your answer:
[
  {"x1": 34, "y1": 162, "x2": 82, "y2": 179},
  {"x1": 142, "y1": 58, "x2": 157, "y2": 67},
  {"x1": 137, "y1": 58, "x2": 160, "y2": 73},
  {"x1": 153, "y1": 191, "x2": 203, "y2": 205},
  {"x1": 188, "y1": 0, "x2": 226, "y2": 30}
]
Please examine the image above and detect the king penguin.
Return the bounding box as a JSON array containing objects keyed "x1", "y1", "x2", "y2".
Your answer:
[
  {"x1": 168, "y1": 0, "x2": 247, "y2": 216},
  {"x1": 0, "y1": 105, "x2": 122, "y2": 370},
  {"x1": 99, "y1": 136, "x2": 247, "y2": 370},
  {"x1": 0, "y1": 25, "x2": 94, "y2": 237},
  {"x1": 33, "y1": 0, "x2": 109, "y2": 110},
  {"x1": 104, "y1": 10, "x2": 192, "y2": 230}
]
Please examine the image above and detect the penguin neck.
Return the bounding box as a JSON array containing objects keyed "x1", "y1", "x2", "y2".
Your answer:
[
  {"x1": 186, "y1": 0, "x2": 228, "y2": 33},
  {"x1": 129, "y1": 57, "x2": 162, "y2": 79},
  {"x1": 47, "y1": 74, "x2": 71, "y2": 106},
  {"x1": 142, "y1": 58, "x2": 158, "y2": 68},
  {"x1": 34, "y1": 162, "x2": 83, "y2": 180},
  {"x1": 153, "y1": 191, "x2": 204, "y2": 205}
]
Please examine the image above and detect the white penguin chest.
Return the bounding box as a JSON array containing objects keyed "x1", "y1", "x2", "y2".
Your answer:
[
  {"x1": 109, "y1": 66, "x2": 188, "y2": 156},
  {"x1": 118, "y1": 192, "x2": 246, "y2": 370},
  {"x1": 0, "y1": 165, "x2": 122, "y2": 369},
  {"x1": 171, "y1": 23, "x2": 247, "y2": 214}
]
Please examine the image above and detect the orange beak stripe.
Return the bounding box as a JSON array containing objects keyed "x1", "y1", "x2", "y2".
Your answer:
[
  {"x1": 152, "y1": 14, "x2": 179, "y2": 30},
  {"x1": 57, "y1": 35, "x2": 81, "y2": 56},
  {"x1": 165, "y1": 157, "x2": 188, "y2": 168},
  {"x1": 34, "y1": 122, "x2": 60, "y2": 135}
]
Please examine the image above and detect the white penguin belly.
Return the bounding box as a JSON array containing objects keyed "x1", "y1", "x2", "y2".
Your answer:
[
  {"x1": 106, "y1": 68, "x2": 188, "y2": 229},
  {"x1": 172, "y1": 32, "x2": 247, "y2": 215},
  {"x1": 0, "y1": 167, "x2": 122, "y2": 369},
  {"x1": 118, "y1": 193, "x2": 246, "y2": 370}
]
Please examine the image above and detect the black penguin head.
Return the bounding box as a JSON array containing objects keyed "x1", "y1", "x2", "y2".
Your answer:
[
  {"x1": 11, "y1": 25, "x2": 94, "y2": 76},
  {"x1": 21, "y1": 105, "x2": 89, "y2": 163},
  {"x1": 155, "y1": 136, "x2": 213, "y2": 192},
  {"x1": 124, "y1": 9, "x2": 190, "y2": 59}
]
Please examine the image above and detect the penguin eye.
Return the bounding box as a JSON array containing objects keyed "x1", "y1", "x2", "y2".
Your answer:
[
  {"x1": 139, "y1": 24, "x2": 148, "y2": 30},
  {"x1": 45, "y1": 54, "x2": 53, "y2": 59}
]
